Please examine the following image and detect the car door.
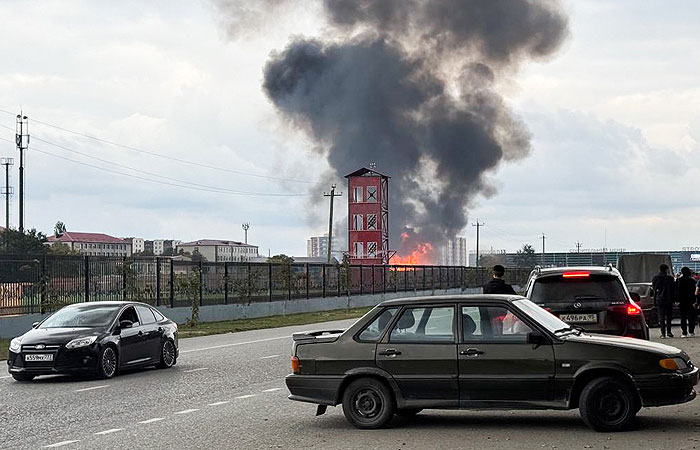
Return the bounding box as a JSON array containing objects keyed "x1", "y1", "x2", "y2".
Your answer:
[
  {"x1": 117, "y1": 306, "x2": 144, "y2": 365},
  {"x1": 136, "y1": 305, "x2": 162, "y2": 362},
  {"x1": 375, "y1": 305, "x2": 458, "y2": 406},
  {"x1": 458, "y1": 303, "x2": 555, "y2": 405}
]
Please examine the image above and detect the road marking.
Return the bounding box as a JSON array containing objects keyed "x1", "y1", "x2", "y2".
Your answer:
[
  {"x1": 174, "y1": 409, "x2": 200, "y2": 415},
  {"x1": 236, "y1": 394, "x2": 257, "y2": 399},
  {"x1": 75, "y1": 385, "x2": 109, "y2": 392},
  {"x1": 94, "y1": 429, "x2": 122, "y2": 436},
  {"x1": 44, "y1": 441, "x2": 80, "y2": 448},
  {"x1": 0, "y1": 375, "x2": 12, "y2": 379},
  {"x1": 184, "y1": 368, "x2": 208, "y2": 373},
  {"x1": 260, "y1": 354, "x2": 281, "y2": 359},
  {"x1": 263, "y1": 388, "x2": 282, "y2": 393},
  {"x1": 138, "y1": 418, "x2": 165, "y2": 424},
  {"x1": 208, "y1": 401, "x2": 230, "y2": 406},
  {"x1": 180, "y1": 336, "x2": 289, "y2": 354}
]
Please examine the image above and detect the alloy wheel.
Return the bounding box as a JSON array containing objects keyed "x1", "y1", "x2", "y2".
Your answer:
[
  {"x1": 101, "y1": 347, "x2": 117, "y2": 378},
  {"x1": 162, "y1": 341, "x2": 175, "y2": 367}
]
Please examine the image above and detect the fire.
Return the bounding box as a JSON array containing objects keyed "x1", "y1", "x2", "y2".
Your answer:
[{"x1": 391, "y1": 242, "x2": 434, "y2": 266}]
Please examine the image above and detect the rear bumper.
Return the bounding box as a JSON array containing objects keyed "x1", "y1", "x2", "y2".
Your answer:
[
  {"x1": 635, "y1": 367, "x2": 699, "y2": 407},
  {"x1": 285, "y1": 374, "x2": 344, "y2": 406}
]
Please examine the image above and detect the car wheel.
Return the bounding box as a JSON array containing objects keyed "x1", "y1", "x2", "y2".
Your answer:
[
  {"x1": 342, "y1": 378, "x2": 395, "y2": 429},
  {"x1": 579, "y1": 376, "x2": 639, "y2": 432},
  {"x1": 11, "y1": 373, "x2": 35, "y2": 382},
  {"x1": 97, "y1": 346, "x2": 118, "y2": 379},
  {"x1": 395, "y1": 408, "x2": 422, "y2": 418},
  {"x1": 648, "y1": 310, "x2": 659, "y2": 328},
  {"x1": 156, "y1": 340, "x2": 176, "y2": 369}
]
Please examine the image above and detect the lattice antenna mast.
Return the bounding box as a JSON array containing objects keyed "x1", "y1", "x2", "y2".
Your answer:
[{"x1": 15, "y1": 113, "x2": 29, "y2": 232}]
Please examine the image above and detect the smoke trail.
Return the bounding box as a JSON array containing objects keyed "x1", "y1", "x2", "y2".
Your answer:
[{"x1": 258, "y1": 0, "x2": 569, "y2": 256}]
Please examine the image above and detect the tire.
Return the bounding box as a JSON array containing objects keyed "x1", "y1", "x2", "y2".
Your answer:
[
  {"x1": 342, "y1": 377, "x2": 395, "y2": 429},
  {"x1": 648, "y1": 310, "x2": 659, "y2": 328},
  {"x1": 156, "y1": 340, "x2": 176, "y2": 369},
  {"x1": 11, "y1": 373, "x2": 35, "y2": 382},
  {"x1": 97, "y1": 346, "x2": 118, "y2": 379},
  {"x1": 395, "y1": 408, "x2": 422, "y2": 418},
  {"x1": 579, "y1": 376, "x2": 639, "y2": 432}
]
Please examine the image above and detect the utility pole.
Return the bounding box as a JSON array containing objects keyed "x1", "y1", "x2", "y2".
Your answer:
[
  {"x1": 576, "y1": 241, "x2": 582, "y2": 253},
  {"x1": 541, "y1": 233, "x2": 547, "y2": 266},
  {"x1": 242, "y1": 223, "x2": 250, "y2": 244},
  {"x1": 472, "y1": 220, "x2": 484, "y2": 267},
  {"x1": 15, "y1": 113, "x2": 29, "y2": 233},
  {"x1": 323, "y1": 185, "x2": 342, "y2": 264},
  {"x1": 1, "y1": 158, "x2": 13, "y2": 231}
]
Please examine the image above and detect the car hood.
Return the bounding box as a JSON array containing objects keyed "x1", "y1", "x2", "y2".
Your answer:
[
  {"x1": 19, "y1": 327, "x2": 103, "y2": 345},
  {"x1": 566, "y1": 333, "x2": 682, "y2": 356}
]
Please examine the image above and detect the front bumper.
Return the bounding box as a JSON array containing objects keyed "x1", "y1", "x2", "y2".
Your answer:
[
  {"x1": 635, "y1": 366, "x2": 699, "y2": 407},
  {"x1": 7, "y1": 346, "x2": 100, "y2": 376},
  {"x1": 285, "y1": 374, "x2": 343, "y2": 406}
]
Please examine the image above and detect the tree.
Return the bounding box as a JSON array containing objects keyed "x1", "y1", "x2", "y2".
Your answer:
[
  {"x1": 49, "y1": 242, "x2": 79, "y2": 255},
  {"x1": 0, "y1": 228, "x2": 49, "y2": 254},
  {"x1": 268, "y1": 254, "x2": 295, "y2": 295},
  {"x1": 162, "y1": 247, "x2": 176, "y2": 256},
  {"x1": 54, "y1": 221, "x2": 67, "y2": 236},
  {"x1": 190, "y1": 249, "x2": 206, "y2": 263},
  {"x1": 515, "y1": 243, "x2": 537, "y2": 268},
  {"x1": 479, "y1": 253, "x2": 506, "y2": 268}
]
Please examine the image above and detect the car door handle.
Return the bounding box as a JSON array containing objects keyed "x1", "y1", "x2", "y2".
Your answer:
[
  {"x1": 138, "y1": 331, "x2": 143, "y2": 336},
  {"x1": 378, "y1": 348, "x2": 401, "y2": 356},
  {"x1": 460, "y1": 348, "x2": 484, "y2": 357}
]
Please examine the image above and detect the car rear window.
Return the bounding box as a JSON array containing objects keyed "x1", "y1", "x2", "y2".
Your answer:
[{"x1": 530, "y1": 274, "x2": 627, "y2": 304}]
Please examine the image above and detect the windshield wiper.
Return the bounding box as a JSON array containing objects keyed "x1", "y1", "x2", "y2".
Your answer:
[{"x1": 553, "y1": 326, "x2": 583, "y2": 336}]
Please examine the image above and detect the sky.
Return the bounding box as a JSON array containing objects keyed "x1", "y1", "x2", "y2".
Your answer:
[{"x1": 0, "y1": 0, "x2": 698, "y2": 257}]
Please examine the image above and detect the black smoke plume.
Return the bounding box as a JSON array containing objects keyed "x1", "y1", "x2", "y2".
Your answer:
[{"x1": 261, "y1": 0, "x2": 568, "y2": 258}]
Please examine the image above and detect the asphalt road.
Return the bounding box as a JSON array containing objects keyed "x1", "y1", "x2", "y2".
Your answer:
[{"x1": 2, "y1": 320, "x2": 700, "y2": 450}]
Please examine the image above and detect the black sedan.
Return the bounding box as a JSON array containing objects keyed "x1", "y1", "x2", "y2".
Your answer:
[
  {"x1": 286, "y1": 295, "x2": 698, "y2": 432},
  {"x1": 7, "y1": 301, "x2": 178, "y2": 381}
]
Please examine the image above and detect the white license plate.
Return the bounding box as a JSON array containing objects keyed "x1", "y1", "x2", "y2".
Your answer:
[
  {"x1": 559, "y1": 313, "x2": 597, "y2": 324},
  {"x1": 24, "y1": 354, "x2": 54, "y2": 362}
]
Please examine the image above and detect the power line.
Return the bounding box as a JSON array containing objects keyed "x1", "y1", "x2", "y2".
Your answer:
[
  {"x1": 0, "y1": 107, "x2": 313, "y2": 184},
  {"x1": 0, "y1": 136, "x2": 309, "y2": 197}
]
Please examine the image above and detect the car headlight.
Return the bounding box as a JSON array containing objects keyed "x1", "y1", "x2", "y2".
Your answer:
[
  {"x1": 65, "y1": 336, "x2": 98, "y2": 349},
  {"x1": 659, "y1": 357, "x2": 688, "y2": 371},
  {"x1": 9, "y1": 337, "x2": 22, "y2": 353}
]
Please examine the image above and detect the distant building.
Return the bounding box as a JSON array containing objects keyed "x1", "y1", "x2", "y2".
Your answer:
[
  {"x1": 176, "y1": 239, "x2": 258, "y2": 262},
  {"x1": 47, "y1": 232, "x2": 132, "y2": 257},
  {"x1": 306, "y1": 234, "x2": 339, "y2": 259},
  {"x1": 125, "y1": 237, "x2": 144, "y2": 254},
  {"x1": 441, "y1": 237, "x2": 467, "y2": 266}
]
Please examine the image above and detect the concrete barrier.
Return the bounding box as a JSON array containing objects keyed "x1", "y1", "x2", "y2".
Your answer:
[{"x1": 0, "y1": 287, "x2": 484, "y2": 338}]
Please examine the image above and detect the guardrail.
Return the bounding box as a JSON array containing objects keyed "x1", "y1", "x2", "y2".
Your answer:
[{"x1": 0, "y1": 255, "x2": 532, "y2": 316}]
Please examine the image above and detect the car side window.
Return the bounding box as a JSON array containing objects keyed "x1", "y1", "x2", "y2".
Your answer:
[
  {"x1": 389, "y1": 307, "x2": 455, "y2": 343},
  {"x1": 136, "y1": 305, "x2": 156, "y2": 325},
  {"x1": 152, "y1": 308, "x2": 165, "y2": 322},
  {"x1": 118, "y1": 306, "x2": 140, "y2": 327},
  {"x1": 462, "y1": 306, "x2": 532, "y2": 343},
  {"x1": 357, "y1": 308, "x2": 398, "y2": 342}
]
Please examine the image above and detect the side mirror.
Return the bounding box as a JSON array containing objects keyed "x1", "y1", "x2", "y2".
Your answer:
[
  {"x1": 119, "y1": 320, "x2": 133, "y2": 329},
  {"x1": 527, "y1": 331, "x2": 549, "y2": 345},
  {"x1": 629, "y1": 292, "x2": 641, "y2": 303},
  {"x1": 32, "y1": 322, "x2": 40, "y2": 329}
]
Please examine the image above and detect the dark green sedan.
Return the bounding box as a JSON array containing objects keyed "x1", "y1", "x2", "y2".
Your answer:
[{"x1": 286, "y1": 295, "x2": 698, "y2": 432}]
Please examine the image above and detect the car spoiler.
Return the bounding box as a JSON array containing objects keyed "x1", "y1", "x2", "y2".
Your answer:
[{"x1": 292, "y1": 330, "x2": 345, "y2": 341}]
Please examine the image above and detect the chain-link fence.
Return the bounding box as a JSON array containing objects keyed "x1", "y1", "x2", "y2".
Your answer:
[{"x1": 0, "y1": 255, "x2": 533, "y2": 316}]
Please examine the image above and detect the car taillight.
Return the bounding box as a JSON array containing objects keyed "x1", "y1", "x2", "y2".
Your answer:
[
  {"x1": 291, "y1": 356, "x2": 300, "y2": 374},
  {"x1": 562, "y1": 272, "x2": 590, "y2": 279},
  {"x1": 627, "y1": 302, "x2": 641, "y2": 315}
]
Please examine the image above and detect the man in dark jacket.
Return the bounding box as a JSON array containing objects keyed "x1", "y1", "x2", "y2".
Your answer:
[
  {"x1": 652, "y1": 264, "x2": 676, "y2": 338},
  {"x1": 677, "y1": 267, "x2": 697, "y2": 337},
  {"x1": 483, "y1": 265, "x2": 517, "y2": 295}
]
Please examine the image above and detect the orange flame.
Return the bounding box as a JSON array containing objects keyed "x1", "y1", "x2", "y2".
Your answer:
[{"x1": 391, "y1": 242, "x2": 434, "y2": 266}]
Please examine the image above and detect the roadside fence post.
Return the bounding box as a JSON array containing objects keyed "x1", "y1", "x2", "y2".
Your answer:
[
  {"x1": 305, "y1": 263, "x2": 309, "y2": 299},
  {"x1": 287, "y1": 264, "x2": 292, "y2": 301},
  {"x1": 84, "y1": 256, "x2": 90, "y2": 302},
  {"x1": 169, "y1": 259, "x2": 174, "y2": 308},
  {"x1": 322, "y1": 265, "x2": 326, "y2": 298},
  {"x1": 39, "y1": 255, "x2": 47, "y2": 314},
  {"x1": 156, "y1": 257, "x2": 161, "y2": 306},
  {"x1": 247, "y1": 263, "x2": 251, "y2": 303},
  {"x1": 382, "y1": 265, "x2": 386, "y2": 294},
  {"x1": 122, "y1": 256, "x2": 127, "y2": 301},
  {"x1": 224, "y1": 262, "x2": 229, "y2": 305},
  {"x1": 359, "y1": 265, "x2": 363, "y2": 295},
  {"x1": 268, "y1": 262, "x2": 273, "y2": 302},
  {"x1": 198, "y1": 261, "x2": 203, "y2": 306},
  {"x1": 371, "y1": 265, "x2": 375, "y2": 295}
]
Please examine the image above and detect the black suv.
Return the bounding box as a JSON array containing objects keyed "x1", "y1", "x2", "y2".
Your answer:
[
  {"x1": 285, "y1": 295, "x2": 697, "y2": 431},
  {"x1": 525, "y1": 266, "x2": 649, "y2": 340}
]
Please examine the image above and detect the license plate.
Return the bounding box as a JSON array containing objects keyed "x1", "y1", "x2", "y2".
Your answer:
[
  {"x1": 559, "y1": 313, "x2": 597, "y2": 324},
  {"x1": 24, "y1": 354, "x2": 54, "y2": 362}
]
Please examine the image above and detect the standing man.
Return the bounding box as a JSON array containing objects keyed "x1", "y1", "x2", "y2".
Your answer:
[
  {"x1": 483, "y1": 264, "x2": 517, "y2": 295},
  {"x1": 652, "y1": 264, "x2": 676, "y2": 338},
  {"x1": 676, "y1": 267, "x2": 696, "y2": 337}
]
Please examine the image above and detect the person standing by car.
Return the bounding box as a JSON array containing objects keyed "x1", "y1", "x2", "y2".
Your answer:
[
  {"x1": 483, "y1": 264, "x2": 517, "y2": 295},
  {"x1": 652, "y1": 264, "x2": 676, "y2": 338},
  {"x1": 677, "y1": 267, "x2": 697, "y2": 337}
]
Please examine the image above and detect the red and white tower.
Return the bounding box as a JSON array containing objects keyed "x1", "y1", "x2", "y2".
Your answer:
[{"x1": 346, "y1": 166, "x2": 390, "y2": 265}]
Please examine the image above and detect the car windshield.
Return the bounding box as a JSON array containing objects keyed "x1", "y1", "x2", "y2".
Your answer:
[
  {"x1": 513, "y1": 299, "x2": 569, "y2": 334},
  {"x1": 530, "y1": 274, "x2": 627, "y2": 304},
  {"x1": 40, "y1": 305, "x2": 121, "y2": 328}
]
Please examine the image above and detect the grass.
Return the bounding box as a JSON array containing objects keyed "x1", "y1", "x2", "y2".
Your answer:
[
  {"x1": 0, "y1": 308, "x2": 373, "y2": 361},
  {"x1": 177, "y1": 307, "x2": 372, "y2": 339}
]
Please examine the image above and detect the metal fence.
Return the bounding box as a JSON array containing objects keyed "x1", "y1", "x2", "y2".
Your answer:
[{"x1": 0, "y1": 255, "x2": 532, "y2": 316}]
